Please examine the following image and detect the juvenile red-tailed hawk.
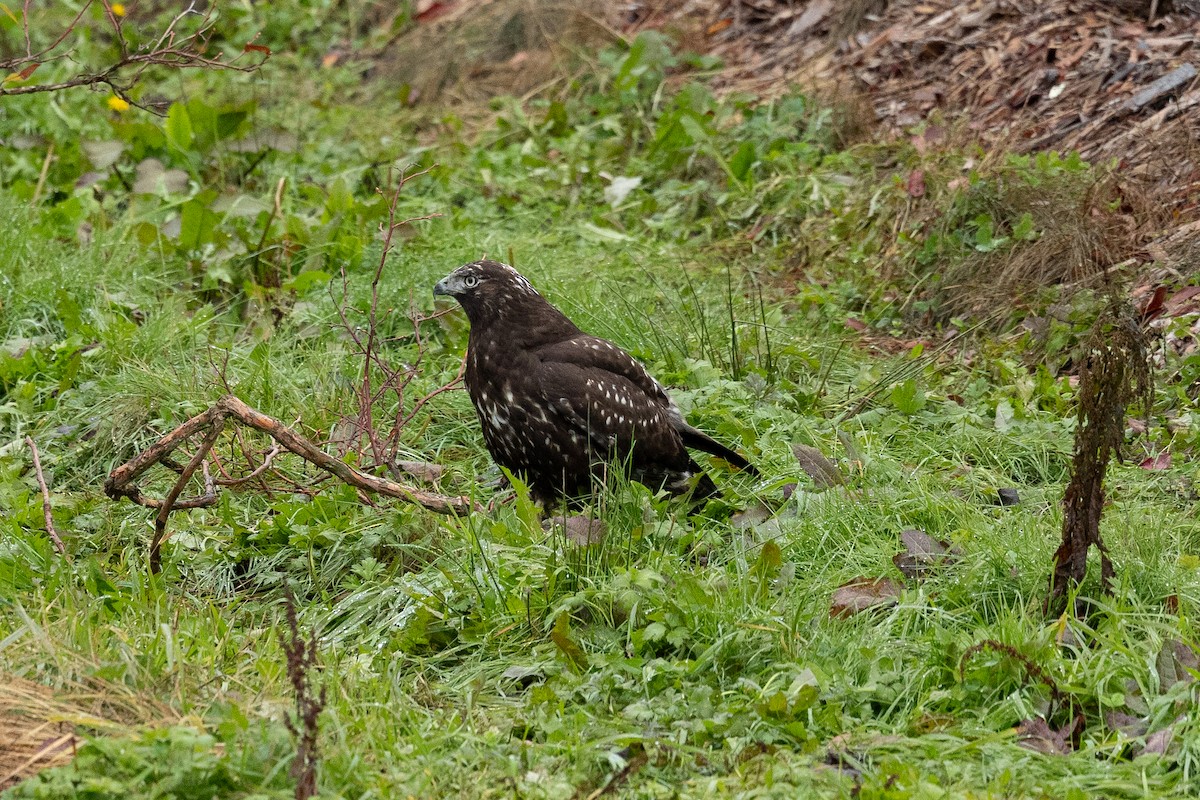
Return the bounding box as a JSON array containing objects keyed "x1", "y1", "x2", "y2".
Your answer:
[{"x1": 434, "y1": 260, "x2": 756, "y2": 502}]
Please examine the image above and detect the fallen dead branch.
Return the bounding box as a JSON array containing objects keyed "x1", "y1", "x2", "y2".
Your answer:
[
  {"x1": 104, "y1": 395, "x2": 479, "y2": 573},
  {"x1": 103, "y1": 168, "x2": 474, "y2": 574},
  {"x1": 24, "y1": 436, "x2": 66, "y2": 555}
]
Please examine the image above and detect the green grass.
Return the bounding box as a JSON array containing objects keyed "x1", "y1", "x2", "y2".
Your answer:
[{"x1": 2, "y1": 10, "x2": 1200, "y2": 799}]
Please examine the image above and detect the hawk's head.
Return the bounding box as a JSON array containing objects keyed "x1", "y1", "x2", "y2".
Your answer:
[{"x1": 433, "y1": 260, "x2": 544, "y2": 325}]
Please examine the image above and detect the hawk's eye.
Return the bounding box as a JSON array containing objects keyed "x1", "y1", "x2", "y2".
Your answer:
[{"x1": 463, "y1": 275, "x2": 479, "y2": 288}]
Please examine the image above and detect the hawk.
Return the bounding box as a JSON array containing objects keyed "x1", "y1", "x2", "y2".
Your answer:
[{"x1": 433, "y1": 260, "x2": 757, "y2": 503}]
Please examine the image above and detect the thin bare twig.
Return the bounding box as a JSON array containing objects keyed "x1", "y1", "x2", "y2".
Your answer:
[
  {"x1": 215, "y1": 443, "x2": 282, "y2": 487},
  {"x1": 151, "y1": 424, "x2": 223, "y2": 572},
  {"x1": 24, "y1": 436, "x2": 66, "y2": 555},
  {"x1": 327, "y1": 165, "x2": 446, "y2": 475}
]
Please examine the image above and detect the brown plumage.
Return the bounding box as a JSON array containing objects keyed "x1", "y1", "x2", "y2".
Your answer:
[{"x1": 433, "y1": 260, "x2": 757, "y2": 503}]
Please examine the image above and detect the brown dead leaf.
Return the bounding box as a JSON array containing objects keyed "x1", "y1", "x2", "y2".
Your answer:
[
  {"x1": 1139, "y1": 285, "x2": 1169, "y2": 321},
  {"x1": 544, "y1": 515, "x2": 607, "y2": 547},
  {"x1": 1139, "y1": 452, "x2": 1171, "y2": 470},
  {"x1": 1138, "y1": 724, "x2": 1177, "y2": 757},
  {"x1": 1104, "y1": 710, "x2": 1148, "y2": 738},
  {"x1": 1015, "y1": 716, "x2": 1079, "y2": 755},
  {"x1": 4, "y1": 63, "x2": 38, "y2": 83},
  {"x1": 792, "y1": 444, "x2": 843, "y2": 490},
  {"x1": 892, "y1": 528, "x2": 957, "y2": 581},
  {"x1": 1165, "y1": 286, "x2": 1200, "y2": 316},
  {"x1": 906, "y1": 169, "x2": 926, "y2": 198},
  {"x1": 396, "y1": 460, "x2": 444, "y2": 484},
  {"x1": 787, "y1": 0, "x2": 831, "y2": 37},
  {"x1": 830, "y1": 577, "x2": 902, "y2": 619},
  {"x1": 707, "y1": 18, "x2": 733, "y2": 35},
  {"x1": 416, "y1": 0, "x2": 455, "y2": 23}
]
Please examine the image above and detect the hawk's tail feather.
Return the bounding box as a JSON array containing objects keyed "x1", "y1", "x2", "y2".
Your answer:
[
  {"x1": 678, "y1": 425, "x2": 759, "y2": 476},
  {"x1": 688, "y1": 470, "x2": 720, "y2": 501}
]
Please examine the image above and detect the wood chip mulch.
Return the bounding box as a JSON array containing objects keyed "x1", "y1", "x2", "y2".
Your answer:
[{"x1": 622, "y1": 0, "x2": 1200, "y2": 219}]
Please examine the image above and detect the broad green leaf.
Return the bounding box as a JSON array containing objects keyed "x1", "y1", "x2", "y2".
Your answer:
[
  {"x1": 730, "y1": 141, "x2": 756, "y2": 182},
  {"x1": 890, "y1": 379, "x2": 927, "y2": 415},
  {"x1": 165, "y1": 103, "x2": 193, "y2": 151},
  {"x1": 282, "y1": 270, "x2": 332, "y2": 294},
  {"x1": 550, "y1": 612, "x2": 588, "y2": 672},
  {"x1": 178, "y1": 198, "x2": 218, "y2": 251}
]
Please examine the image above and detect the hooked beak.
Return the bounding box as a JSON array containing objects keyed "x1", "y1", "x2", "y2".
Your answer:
[{"x1": 433, "y1": 275, "x2": 455, "y2": 298}]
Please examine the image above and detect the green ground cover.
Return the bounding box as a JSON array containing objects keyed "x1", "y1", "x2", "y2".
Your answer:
[{"x1": 1, "y1": 5, "x2": 1198, "y2": 798}]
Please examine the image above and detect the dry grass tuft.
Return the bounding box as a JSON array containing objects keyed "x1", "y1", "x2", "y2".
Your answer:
[
  {"x1": 942, "y1": 173, "x2": 1165, "y2": 318},
  {"x1": 811, "y1": 81, "x2": 878, "y2": 149},
  {"x1": 374, "y1": 0, "x2": 621, "y2": 107},
  {"x1": 0, "y1": 674, "x2": 177, "y2": 790}
]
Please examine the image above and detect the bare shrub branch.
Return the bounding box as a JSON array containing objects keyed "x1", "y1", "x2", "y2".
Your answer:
[
  {"x1": 0, "y1": 1, "x2": 268, "y2": 108},
  {"x1": 328, "y1": 165, "x2": 454, "y2": 479}
]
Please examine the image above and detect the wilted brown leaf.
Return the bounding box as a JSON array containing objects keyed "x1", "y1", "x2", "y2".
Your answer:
[
  {"x1": 1015, "y1": 716, "x2": 1079, "y2": 755},
  {"x1": 544, "y1": 515, "x2": 607, "y2": 547},
  {"x1": 830, "y1": 577, "x2": 902, "y2": 619},
  {"x1": 1139, "y1": 452, "x2": 1171, "y2": 470},
  {"x1": 3, "y1": 62, "x2": 38, "y2": 83},
  {"x1": 792, "y1": 444, "x2": 843, "y2": 490},
  {"x1": 396, "y1": 460, "x2": 444, "y2": 484},
  {"x1": 1138, "y1": 724, "x2": 1176, "y2": 757},
  {"x1": 892, "y1": 528, "x2": 956, "y2": 581},
  {"x1": 906, "y1": 169, "x2": 926, "y2": 198},
  {"x1": 1104, "y1": 710, "x2": 1148, "y2": 738},
  {"x1": 707, "y1": 18, "x2": 733, "y2": 35}
]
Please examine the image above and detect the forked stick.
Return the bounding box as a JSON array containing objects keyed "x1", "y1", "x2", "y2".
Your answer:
[{"x1": 105, "y1": 395, "x2": 479, "y2": 573}]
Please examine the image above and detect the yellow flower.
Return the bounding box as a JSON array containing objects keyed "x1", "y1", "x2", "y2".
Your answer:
[
  {"x1": 111, "y1": 3, "x2": 125, "y2": 16},
  {"x1": 107, "y1": 95, "x2": 130, "y2": 112}
]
